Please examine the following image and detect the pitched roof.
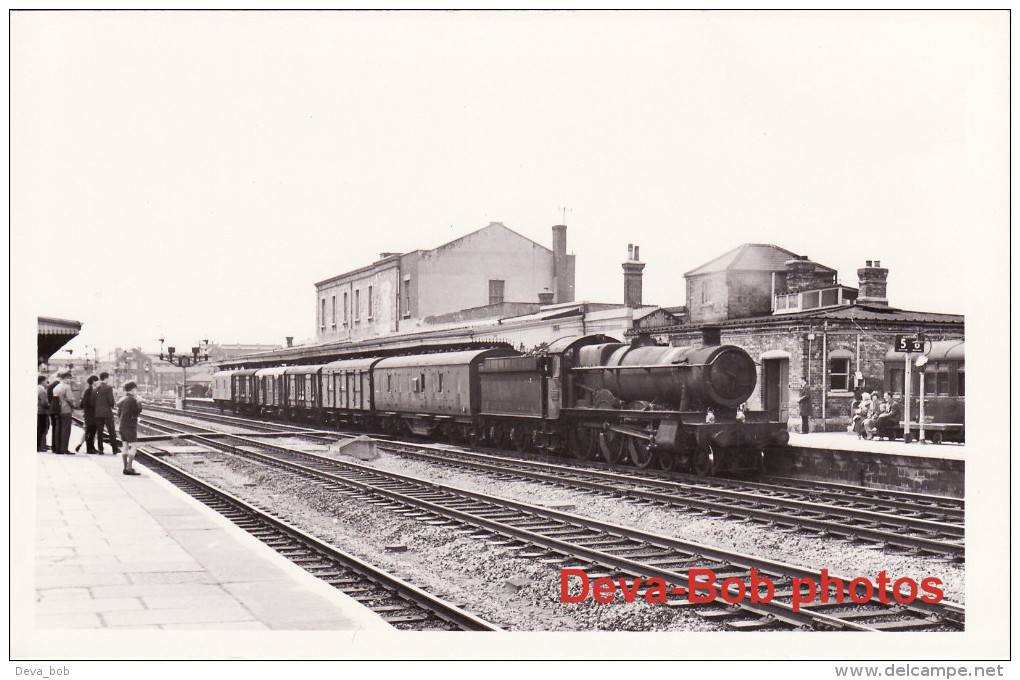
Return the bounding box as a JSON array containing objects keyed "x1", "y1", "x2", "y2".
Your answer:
[
  {"x1": 429, "y1": 222, "x2": 552, "y2": 254},
  {"x1": 684, "y1": 244, "x2": 836, "y2": 277}
]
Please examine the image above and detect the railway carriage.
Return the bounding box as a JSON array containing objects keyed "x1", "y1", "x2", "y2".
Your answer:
[
  {"x1": 884, "y1": 340, "x2": 965, "y2": 443},
  {"x1": 231, "y1": 368, "x2": 261, "y2": 415},
  {"x1": 319, "y1": 357, "x2": 380, "y2": 428},
  {"x1": 211, "y1": 370, "x2": 235, "y2": 411},
  {"x1": 373, "y1": 349, "x2": 517, "y2": 440},
  {"x1": 255, "y1": 366, "x2": 289, "y2": 417},
  {"x1": 284, "y1": 365, "x2": 323, "y2": 422}
]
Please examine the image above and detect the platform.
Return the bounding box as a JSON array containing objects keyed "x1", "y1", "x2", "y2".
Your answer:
[
  {"x1": 773, "y1": 432, "x2": 964, "y2": 498},
  {"x1": 788, "y1": 431, "x2": 965, "y2": 460},
  {"x1": 28, "y1": 443, "x2": 393, "y2": 638}
]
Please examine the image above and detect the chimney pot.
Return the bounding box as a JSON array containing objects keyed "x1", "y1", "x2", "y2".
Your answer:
[
  {"x1": 873, "y1": 260, "x2": 881, "y2": 267},
  {"x1": 634, "y1": 245, "x2": 640, "y2": 261}
]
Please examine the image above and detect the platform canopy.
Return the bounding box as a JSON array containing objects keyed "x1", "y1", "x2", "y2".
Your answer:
[{"x1": 38, "y1": 316, "x2": 82, "y2": 365}]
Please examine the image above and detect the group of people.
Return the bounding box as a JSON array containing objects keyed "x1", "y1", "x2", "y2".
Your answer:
[
  {"x1": 850, "y1": 390, "x2": 903, "y2": 440},
  {"x1": 36, "y1": 371, "x2": 144, "y2": 475}
]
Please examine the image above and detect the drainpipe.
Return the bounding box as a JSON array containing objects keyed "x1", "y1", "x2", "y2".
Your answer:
[{"x1": 821, "y1": 322, "x2": 827, "y2": 427}]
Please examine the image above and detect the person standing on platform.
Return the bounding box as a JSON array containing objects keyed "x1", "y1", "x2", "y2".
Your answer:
[
  {"x1": 75, "y1": 375, "x2": 100, "y2": 453},
  {"x1": 37, "y1": 375, "x2": 50, "y2": 451},
  {"x1": 94, "y1": 372, "x2": 120, "y2": 454},
  {"x1": 118, "y1": 381, "x2": 143, "y2": 475},
  {"x1": 52, "y1": 371, "x2": 76, "y2": 454},
  {"x1": 798, "y1": 379, "x2": 812, "y2": 434},
  {"x1": 47, "y1": 376, "x2": 61, "y2": 451}
]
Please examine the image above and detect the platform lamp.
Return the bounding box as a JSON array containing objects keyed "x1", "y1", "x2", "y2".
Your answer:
[{"x1": 158, "y1": 338, "x2": 211, "y2": 409}]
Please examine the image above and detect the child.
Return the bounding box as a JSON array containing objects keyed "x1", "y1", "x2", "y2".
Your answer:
[{"x1": 117, "y1": 381, "x2": 143, "y2": 475}]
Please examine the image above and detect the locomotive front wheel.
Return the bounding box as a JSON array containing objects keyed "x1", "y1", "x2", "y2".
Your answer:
[
  {"x1": 693, "y1": 445, "x2": 716, "y2": 477},
  {"x1": 599, "y1": 430, "x2": 626, "y2": 465},
  {"x1": 569, "y1": 426, "x2": 597, "y2": 461},
  {"x1": 627, "y1": 438, "x2": 656, "y2": 468}
]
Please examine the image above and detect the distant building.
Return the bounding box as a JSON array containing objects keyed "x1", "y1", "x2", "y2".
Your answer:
[
  {"x1": 635, "y1": 247, "x2": 964, "y2": 432},
  {"x1": 313, "y1": 222, "x2": 576, "y2": 343}
]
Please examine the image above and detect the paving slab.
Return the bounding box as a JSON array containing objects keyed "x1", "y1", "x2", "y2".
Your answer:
[{"x1": 30, "y1": 450, "x2": 392, "y2": 641}]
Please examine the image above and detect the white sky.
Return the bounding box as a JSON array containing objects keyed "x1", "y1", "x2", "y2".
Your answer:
[{"x1": 12, "y1": 11, "x2": 1008, "y2": 359}]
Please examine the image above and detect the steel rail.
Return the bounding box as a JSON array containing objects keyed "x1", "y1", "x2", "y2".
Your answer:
[
  {"x1": 130, "y1": 440, "x2": 499, "y2": 631},
  {"x1": 140, "y1": 416, "x2": 964, "y2": 632}
]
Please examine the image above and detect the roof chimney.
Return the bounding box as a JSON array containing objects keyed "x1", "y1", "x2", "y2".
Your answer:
[
  {"x1": 857, "y1": 260, "x2": 889, "y2": 307},
  {"x1": 285, "y1": 336, "x2": 294, "y2": 348},
  {"x1": 538, "y1": 288, "x2": 554, "y2": 305},
  {"x1": 552, "y1": 225, "x2": 574, "y2": 303},
  {"x1": 784, "y1": 256, "x2": 817, "y2": 294},
  {"x1": 623, "y1": 244, "x2": 646, "y2": 308}
]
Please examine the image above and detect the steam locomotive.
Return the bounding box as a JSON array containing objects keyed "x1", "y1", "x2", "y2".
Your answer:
[{"x1": 211, "y1": 334, "x2": 789, "y2": 475}]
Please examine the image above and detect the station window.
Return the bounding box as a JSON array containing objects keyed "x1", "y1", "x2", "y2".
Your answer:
[
  {"x1": 331, "y1": 295, "x2": 337, "y2": 329},
  {"x1": 355, "y1": 289, "x2": 361, "y2": 322},
  {"x1": 320, "y1": 298, "x2": 326, "y2": 330},
  {"x1": 343, "y1": 292, "x2": 349, "y2": 325},
  {"x1": 828, "y1": 355, "x2": 851, "y2": 391},
  {"x1": 368, "y1": 285, "x2": 374, "y2": 320},
  {"x1": 489, "y1": 279, "x2": 505, "y2": 305}
]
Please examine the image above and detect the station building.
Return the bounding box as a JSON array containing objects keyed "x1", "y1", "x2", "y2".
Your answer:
[
  {"x1": 631, "y1": 244, "x2": 964, "y2": 432},
  {"x1": 313, "y1": 222, "x2": 576, "y2": 344}
]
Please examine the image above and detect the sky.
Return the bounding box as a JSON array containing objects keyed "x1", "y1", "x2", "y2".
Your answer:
[{"x1": 13, "y1": 11, "x2": 1008, "y2": 361}]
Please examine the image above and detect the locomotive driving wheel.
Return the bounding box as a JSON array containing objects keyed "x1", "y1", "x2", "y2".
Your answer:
[
  {"x1": 627, "y1": 438, "x2": 656, "y2": 468},
  {"x1": 693, "y1": 444, "x2": 716, "y2": 477},
  {"x1": 599, "y1": 427, "x2": 626, "y2": 465},
  {"x1": 568, "y1": 425, "x2": 597, "y2": 461}
]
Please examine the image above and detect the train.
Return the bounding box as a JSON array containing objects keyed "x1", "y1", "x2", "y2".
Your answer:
[
  {"x1": 211, "y1": 333, "x2": 790, "y2": 475},
  {"x1": 882, "y1": 339, "x2": 965, "y2": 443}
]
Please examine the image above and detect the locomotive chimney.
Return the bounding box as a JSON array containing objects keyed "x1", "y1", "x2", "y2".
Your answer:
[
  {"x1": 784, "y1": 256, "x2": 817, "y2": 294},
  {"x1": 702, "y1": 326, "x2": 721, "y2": 346},
  {"x1": 551, "y1": 224, "x2": 575, "y2": 303},
  {"x1": 857, "y1": 259, "x2": 889, "y2": 307},
  {"x1": 623, "y1": 243, "x2": 646, "y2": 308}
]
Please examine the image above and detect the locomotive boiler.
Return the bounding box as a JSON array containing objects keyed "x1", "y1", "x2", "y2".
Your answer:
[{"x1": 561, "y1": 336, "x2": 789, "y2": 474}]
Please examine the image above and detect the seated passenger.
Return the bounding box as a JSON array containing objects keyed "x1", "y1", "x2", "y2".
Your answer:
[
  {"x1": 862, "y1": 391, "x2": 883, "y2": 439},
  {"x1": 874, "y1": 392, "x2": 903, "y2": 439},
  {"x1": 852, "y1": 393, "x2": 871, "y2": 437}
]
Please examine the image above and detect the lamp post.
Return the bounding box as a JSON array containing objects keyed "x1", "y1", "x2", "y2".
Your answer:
[{"x1": 158, "y1": 338, "x2": 211, "y2": 410}]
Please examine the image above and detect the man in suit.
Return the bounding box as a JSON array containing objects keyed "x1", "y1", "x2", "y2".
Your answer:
[
  {"x1": 798, "y1": 379, "x2": 811, "y2": 434},
  {"x1": 37, "y1": 375, "x2": 50, "y2": 451},
  {"x1": 76, "y1": 375, "x2": 100, "y2": 453},
  {"x1": 94, "y1": 372, "x2": 120, "y2": 454}
]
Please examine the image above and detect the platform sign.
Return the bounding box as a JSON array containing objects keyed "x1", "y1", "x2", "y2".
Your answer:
[{"x1": 895, "y1": 335, "x2": 925, "y2": 353}]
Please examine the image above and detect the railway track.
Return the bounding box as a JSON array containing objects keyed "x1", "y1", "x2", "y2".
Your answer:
[
  {"x1": 139, "y1": 413, "x2": 965, "y2": 632},
  {"x1": 148, "y1": 407, "x2": 966, "y2": 560},
  {"x1": 128, "y1": 428, "x2": 498, "y2": 631}
]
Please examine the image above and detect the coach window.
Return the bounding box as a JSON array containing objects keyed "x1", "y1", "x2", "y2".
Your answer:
[
  {"x1": 890, "y1": 368, "x2": 904, "y2": 395},
  {"x1": 828, "y1": 350, "x2": 853, "y2": 391},
  {"x1": 387, "y1": 374, "x2": 392, "y2": 392},
  {"x1": 936, "y1": 371, "x2": 950, "y2": 396},
  {"x1": 420, "y1": 373, "x2": 426, "y2": 393},
  {"x1": 957, "y1": 370, "x2": 965, "y2": 396},
  {"x1": 924, "y1": 372, "x2": 937, "y2": 396},
  {"x1": 438, "y1": 373, "x2": 443, "y2": 393}
]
